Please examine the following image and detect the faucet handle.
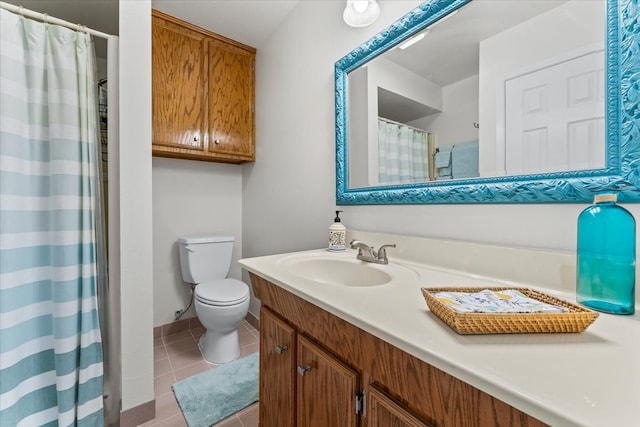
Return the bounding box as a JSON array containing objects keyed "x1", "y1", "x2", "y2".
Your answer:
[{"x1": 376, "y1": 244, "x2": 396, "y2": 264}]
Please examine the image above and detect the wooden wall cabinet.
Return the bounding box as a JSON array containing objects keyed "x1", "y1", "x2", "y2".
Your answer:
[
  {"x1": 152, "y1": 10, "x2": 256, "y2": 164},
  {"x1": 251, "y1": 273, "x2": 548, "y2": 427}
]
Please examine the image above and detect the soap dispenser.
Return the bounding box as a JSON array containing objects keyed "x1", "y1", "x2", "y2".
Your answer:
[
  {"x1": 328, "y1": 210, "x2": 346, "y2": 251},
  {"x1": 577, "y1": 193, "x2": 636, "y2": 315}
]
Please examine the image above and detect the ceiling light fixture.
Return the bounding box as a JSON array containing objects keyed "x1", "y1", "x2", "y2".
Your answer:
[
  {"x1": 343, "y1": 0, "x2": 380, "y2": 28},
  {"x1": 398, "y1": 31, "x2": 428, "y2": 50}
]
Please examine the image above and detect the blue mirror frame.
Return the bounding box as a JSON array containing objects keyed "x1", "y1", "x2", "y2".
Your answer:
[{"x1": 335, "y1": 0, "x2": 640, "y2": 204}]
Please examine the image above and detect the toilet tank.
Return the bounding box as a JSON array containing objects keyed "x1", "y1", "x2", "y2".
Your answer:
[{"x1": 177, "y1": 235, "x2": 235, "y2": 284}]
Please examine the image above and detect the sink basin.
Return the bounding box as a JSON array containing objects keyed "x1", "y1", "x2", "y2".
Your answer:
[{"x1": 276, "y1": 252, "x2": 418, "y2": 287}]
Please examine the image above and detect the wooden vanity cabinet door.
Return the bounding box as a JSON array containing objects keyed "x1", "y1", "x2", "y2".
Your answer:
[
  {"x1": 152, "y1": 12, "x2": 207, "y2": 153},
  {"x1": 260, "y1": 308, "x2": 295, "y2": 427},
  {"x1": 296, "y1": 335, "x2": 358, "y2": 427},
  {"x1": 367, "y1": 385, "x2": 433, "y2": 427},
  {"x1": 207, "y1": 38, "x2": 255, "y2": 161}
]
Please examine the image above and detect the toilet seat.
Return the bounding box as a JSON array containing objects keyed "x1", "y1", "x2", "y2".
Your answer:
[{"x1": 195, "y1": 279, "x2": 249, "y2": 306}]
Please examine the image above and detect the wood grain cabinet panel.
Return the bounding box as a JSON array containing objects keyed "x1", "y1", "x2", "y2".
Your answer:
[
  {"x1": 260, "y1": 309, "x2": 296, "y2": 427},
  {"x1": 151, "y1": 10, "x2": 256, "y2": 164},
  {"x1": 260, "y1": 308, "x2": 359, "y2": 427},
  {"x1": 151, "y1": 14, "x2": 206, "y2": 151},
  {"x1": 207, "y1": 39, "x2": 255, "y2": 159},
  {"x1": 297, "y1": 335, "x2": 358, "y2": 427},
  {"x1": 251, "y1": 273, "x2": 548, "y2": 427},
  {"x1": 367, "y1": 384, "x2": 433, "y2": 427}
]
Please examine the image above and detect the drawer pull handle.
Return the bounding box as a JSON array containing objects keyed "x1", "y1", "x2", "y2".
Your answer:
[
  {"x1": 193, "y1": 135, "x2": 199, "y2": 142},
  {"x1": 275, "y1": 344, "x2": 288, "y2": 354},
  {"x1": 214, "y1": 139, "x2": 221, "y2": 144},
  {"x1": 297, "y1": 364, "x2": 311, "y2": 376}
]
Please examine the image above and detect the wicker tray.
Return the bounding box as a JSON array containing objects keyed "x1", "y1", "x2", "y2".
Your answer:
[{"x1": 421, "y1": 287, "x2": 598, "y2": 334}]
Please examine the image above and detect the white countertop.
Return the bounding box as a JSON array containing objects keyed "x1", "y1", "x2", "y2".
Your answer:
[{"x1": 239, "y1": 248, "x2": 640, "y2": 427}]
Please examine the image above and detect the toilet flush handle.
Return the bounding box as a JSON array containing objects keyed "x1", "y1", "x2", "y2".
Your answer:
[{"x1": 185, "y1": 245, "x2": 195, "y2": 253}]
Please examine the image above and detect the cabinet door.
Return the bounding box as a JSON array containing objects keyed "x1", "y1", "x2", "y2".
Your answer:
[
  {"x1": 260, "y1": 308, "x2": 296, "y2": 427},
  {"x1": 297, "y1": 335, "x2": 358, "y2": 427},
  {"x1": 207, "y1": 38, "x2": 255, "y2": 160},
  {"x1": 367, "y1": 385, "x2": 433, "y2": 427},
  {"x1": 152, "y1": 12, "x2": 207, "y2": 152}
]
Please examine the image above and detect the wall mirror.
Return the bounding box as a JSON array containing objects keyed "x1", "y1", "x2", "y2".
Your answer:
[{"x1": 335, "y1": 0, "x2": 640, "y2": 204}]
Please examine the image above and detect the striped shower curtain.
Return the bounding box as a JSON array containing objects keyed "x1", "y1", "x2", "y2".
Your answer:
[
  {"x1": 0, "y1": 8, "x2": 104, "y2": 427},
  {"x1": 378, "y1": 119, "x2": 428, "y2": 184}
]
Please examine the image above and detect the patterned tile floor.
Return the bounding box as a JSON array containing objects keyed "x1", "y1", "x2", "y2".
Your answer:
[{"x1": 140, "y1": 321, "x2": 260, "y2": 427}]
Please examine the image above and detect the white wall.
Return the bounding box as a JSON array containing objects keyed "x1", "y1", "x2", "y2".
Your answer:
[
  {"x1": 242, "y1": 0, "x2": 640, "y2": 291},
  {"x1": 411, "y1": 74, "x2": 478, "y2": 148},
  {"x1": 152, "y1": 158, "x2": 243, "y2": 326},
  {"x1": 368, "y1": 56, "x2": 443, "y2": 113},
  {"x1": 242, "y1": 1, "x2": 426, "y2": 317},
  {"x1": 118, "y1": 0, "x2": 154, "y2": 411}
]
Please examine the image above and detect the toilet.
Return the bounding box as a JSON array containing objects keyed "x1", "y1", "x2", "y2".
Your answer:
[{"x1": 177, "y1": 235, "x2": 250, "y2": 364}]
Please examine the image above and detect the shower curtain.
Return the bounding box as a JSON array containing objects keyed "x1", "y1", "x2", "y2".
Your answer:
[
  {"x1": 378, "y1": 119, "x2": 428, "y2": 184},
  {"x1": 0, "y1": 8, "x2": 105, "y2": 427}
]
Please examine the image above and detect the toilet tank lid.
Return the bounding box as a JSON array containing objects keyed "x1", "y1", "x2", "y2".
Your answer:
[{"x1": 178, "y1": 235, "x2": 235, "y2": 244}]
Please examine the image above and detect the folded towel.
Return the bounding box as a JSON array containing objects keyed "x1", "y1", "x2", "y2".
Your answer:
[
  {"x1": 451, "y1": 141, "x2": 479, "y2": 179},
  {"x1": 434, "y1": 149, "x2": 452, "y2": 168},
  {"x1": 433, "y1": 289, "x2": 569, "y2": 314}
]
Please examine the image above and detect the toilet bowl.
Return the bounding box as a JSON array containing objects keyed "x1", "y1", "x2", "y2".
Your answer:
[
  {"x1": 177, "y1": 235, "x2": 251, "y2": 364},
  {"x1": 194, "y1": 278, "x2": 250, "y2": 364}
]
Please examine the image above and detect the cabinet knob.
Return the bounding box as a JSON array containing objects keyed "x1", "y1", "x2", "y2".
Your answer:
[
  {"x1": 275, "y1": 344, "x2": 288, "y2": 354},
  {"x1": 214, "y1": 139, "x2": 221, "y2": 144},
  {"x1": 297, "y1": 364, "x2": 311, "y2": 376},
  {"x1": 193, "y1": 135, "x2": 199, "y2": 142}
]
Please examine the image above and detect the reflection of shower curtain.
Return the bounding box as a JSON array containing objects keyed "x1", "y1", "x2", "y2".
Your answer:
[
  {"x1": 0, "y1": 8, "x2": 105, "y2": 426},
  {"x1": 378, "y1": 119, "x2": 428, "y2": 184}
]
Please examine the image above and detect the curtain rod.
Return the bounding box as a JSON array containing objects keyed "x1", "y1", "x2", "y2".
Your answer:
[
  {"x1": 378, "y1": 116, "x2": 429, "y2": 134},
  {"x1": 0, "y1": 1, "x2": 115, "y2": 40}
]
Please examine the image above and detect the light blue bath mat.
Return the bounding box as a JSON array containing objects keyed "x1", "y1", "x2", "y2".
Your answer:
[{"x1": 172, "y1": 352, "x2": 259, "y2": 426}]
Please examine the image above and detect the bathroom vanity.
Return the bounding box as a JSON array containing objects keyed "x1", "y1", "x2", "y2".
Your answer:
[
  {"x1": 239, "y1": 231, "x2": 639, "y2": 427},
  {"x1": 251, "y1": 274, "x2": 544, "y2": 427}
]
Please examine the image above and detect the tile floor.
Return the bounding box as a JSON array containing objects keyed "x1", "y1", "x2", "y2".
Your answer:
[{"x1": 140, "y1": 320, "x2": 260, "y2": 427}]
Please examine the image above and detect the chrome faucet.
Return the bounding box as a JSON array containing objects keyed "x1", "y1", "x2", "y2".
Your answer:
[
  {"x1": 350, "y1": 240, "x2": 376, "y2": 262},
  {"x1": 376, "y1": 244, "x2": 396, "y2": 264},
  {"x1": 349, "y1": 240, "x2": 396, "y2": 264}
]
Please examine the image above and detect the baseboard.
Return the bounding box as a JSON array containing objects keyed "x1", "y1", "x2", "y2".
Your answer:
[
  {"x1": 245, "y1": 311, "x2": 259, "y2": 330},
  {"x1": 153, "y1": 316, "x2": 202, "y2": 339},
  {"x1": 154, "y1": 312, "x2": 259, "y2": 339},
  {"x1": 120, "y1": 399, "x2": 155, "y2": 427}
]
